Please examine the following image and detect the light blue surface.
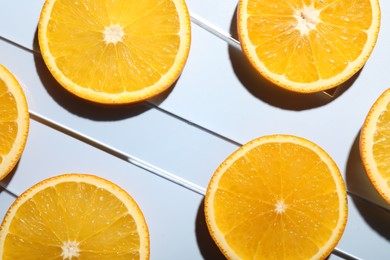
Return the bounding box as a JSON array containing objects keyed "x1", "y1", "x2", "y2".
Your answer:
[{"x1": 1, "y1": 0, "x2": 390, "y2": 259}]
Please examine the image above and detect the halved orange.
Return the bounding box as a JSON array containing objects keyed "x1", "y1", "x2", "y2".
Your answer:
[
  {"x1": 205, "y1": 135, "x2": 348, "y2": 259},
  {"x1": 360, "y1": 88, "x2": 390, "y2": 204},
  {"x1": 38, "y1": 0, "x2": 191, "y2": 104},
  {"x1": 237, "y1": 0, "x2": 381, "y2": 93},
  {"x1": 0, "y1": 174, "x2": 150, "y2": 259},
  {"x1": 0, "y1": 64, "x2": 29, "y2": 180}
]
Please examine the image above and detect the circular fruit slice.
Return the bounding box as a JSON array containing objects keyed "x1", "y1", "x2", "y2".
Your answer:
[
  {"x1": 38, "y1": 0, "x2": 191, "y2": 104},
  {"x1": 0, "y1": 174, "x2": 150, "y2": 259},
  {"x1": 205, "y1": 135, "x2": 348, "y2": 259},
  {"x1": 0, "y1": 64, "x2": 29, "y2": 180},
  {"x1": 237, "y1": 0, "x2": 381, "y2": 93},
  {"x1": 360, "y1": 88, "x2": 390, "y2": 203}
]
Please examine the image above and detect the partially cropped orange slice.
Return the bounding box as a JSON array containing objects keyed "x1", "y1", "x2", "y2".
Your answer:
[
  {"x1": 38, "y1": 0, "x2": 191, "y2": 104},
  {"x1": 205, "y1": 135, "x2": 348, "y2": 259},
  {"x1": 360, "y1": 88, "x2": 390, "y2": 203},
  {"x1": 237, "y1": 0, "x2": 381, "y2": 93},
  {"x1": 0, "y1": 174, "x2": 150, "y2": 259},
  {"x1": 0, "y1": 64, "x2": 29, "y2": 180}
]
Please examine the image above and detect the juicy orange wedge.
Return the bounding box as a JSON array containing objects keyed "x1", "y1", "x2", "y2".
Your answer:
[
  {"x1": 360, "y1": 88, "x2": 390, "y2": 204},
  {"x1": 0, "y1": 174, "x2": 150, "y2": 259},
  {"x1": 205, "y1": 135, "x2": 348, "y2": 259},
  {"x1": 237, "y1": 0, "x2": 381, "y2": 93},
  {"x1": 0, "y1": 64, "x2": 29, "y2": 180},
  {"x1": 38, "y1": 0, "x2": 191, "y2": 104}
]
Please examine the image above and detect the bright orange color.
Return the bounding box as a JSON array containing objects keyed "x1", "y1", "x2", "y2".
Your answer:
[
  {"x1": 0, "y1": 174, "x2": 150, "y2": 259},
  {"x1": 360, "y1": 88, "x2": 390, "y2": 204},
  {"x1": 237, "y1": 0, "x2": 381, "y2": 93},
  {"x1": 0, "y1": 64, "x2": 29, "y2": 180},
  {"x1": 38, "y1": 0, "x2": 191, "y2": 104},
  {"x1": 205, "y1": 135, "x2": 348, "y2": 259}
]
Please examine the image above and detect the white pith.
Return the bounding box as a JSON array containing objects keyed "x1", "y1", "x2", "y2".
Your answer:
[
  {"x1": 294, "y1": 5, "x2": 320, "y2": 35},
  {"x1": 103, "y1": 24, "x2": 125, "y2": 44},
  {"x1": 61, "y1": 240, "x2": 80, "y2": 259},
  {"x1": 275, "y1": 200, "x2": 287, "y2": 214}
]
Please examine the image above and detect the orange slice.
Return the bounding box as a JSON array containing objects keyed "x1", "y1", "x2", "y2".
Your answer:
[
  {"x1": 0, "y1": 64, "x2": 29, "y2": 180},
  {"x1": 38, "y1": 0, "x2": 191, "y2": 104},
  {"x1": 237, "y1": 0, "x2": 381, "y2": 93},
  {"x1": 0, "y1": 174, "x2": 150, "y2": 259},
  {"x1": 360, "y1": 88, "x2": 390, "y2": 203},
  {"x1": 205, "y1": 135, "x2": 348, "y2": 259}
]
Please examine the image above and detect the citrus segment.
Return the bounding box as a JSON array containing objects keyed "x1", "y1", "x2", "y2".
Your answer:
[
  {"x1": 237, "y1": 0, "x2": 381, "y2": 93},
  {"x1": 360, "y1": 88, "x2": 390, "y2": 203},
  {"x1": 38, "y1": 0, "x2": 191, "y2": 104},
  {"x1": 205, "y1": 135, "x2": 348, "y2": 259},
  {"x1": 0, "y1": 174, "x2": 150, "y2": 259},
  {"x1": 0, "y1": 64, "x2": 29, "y2": 180}
]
